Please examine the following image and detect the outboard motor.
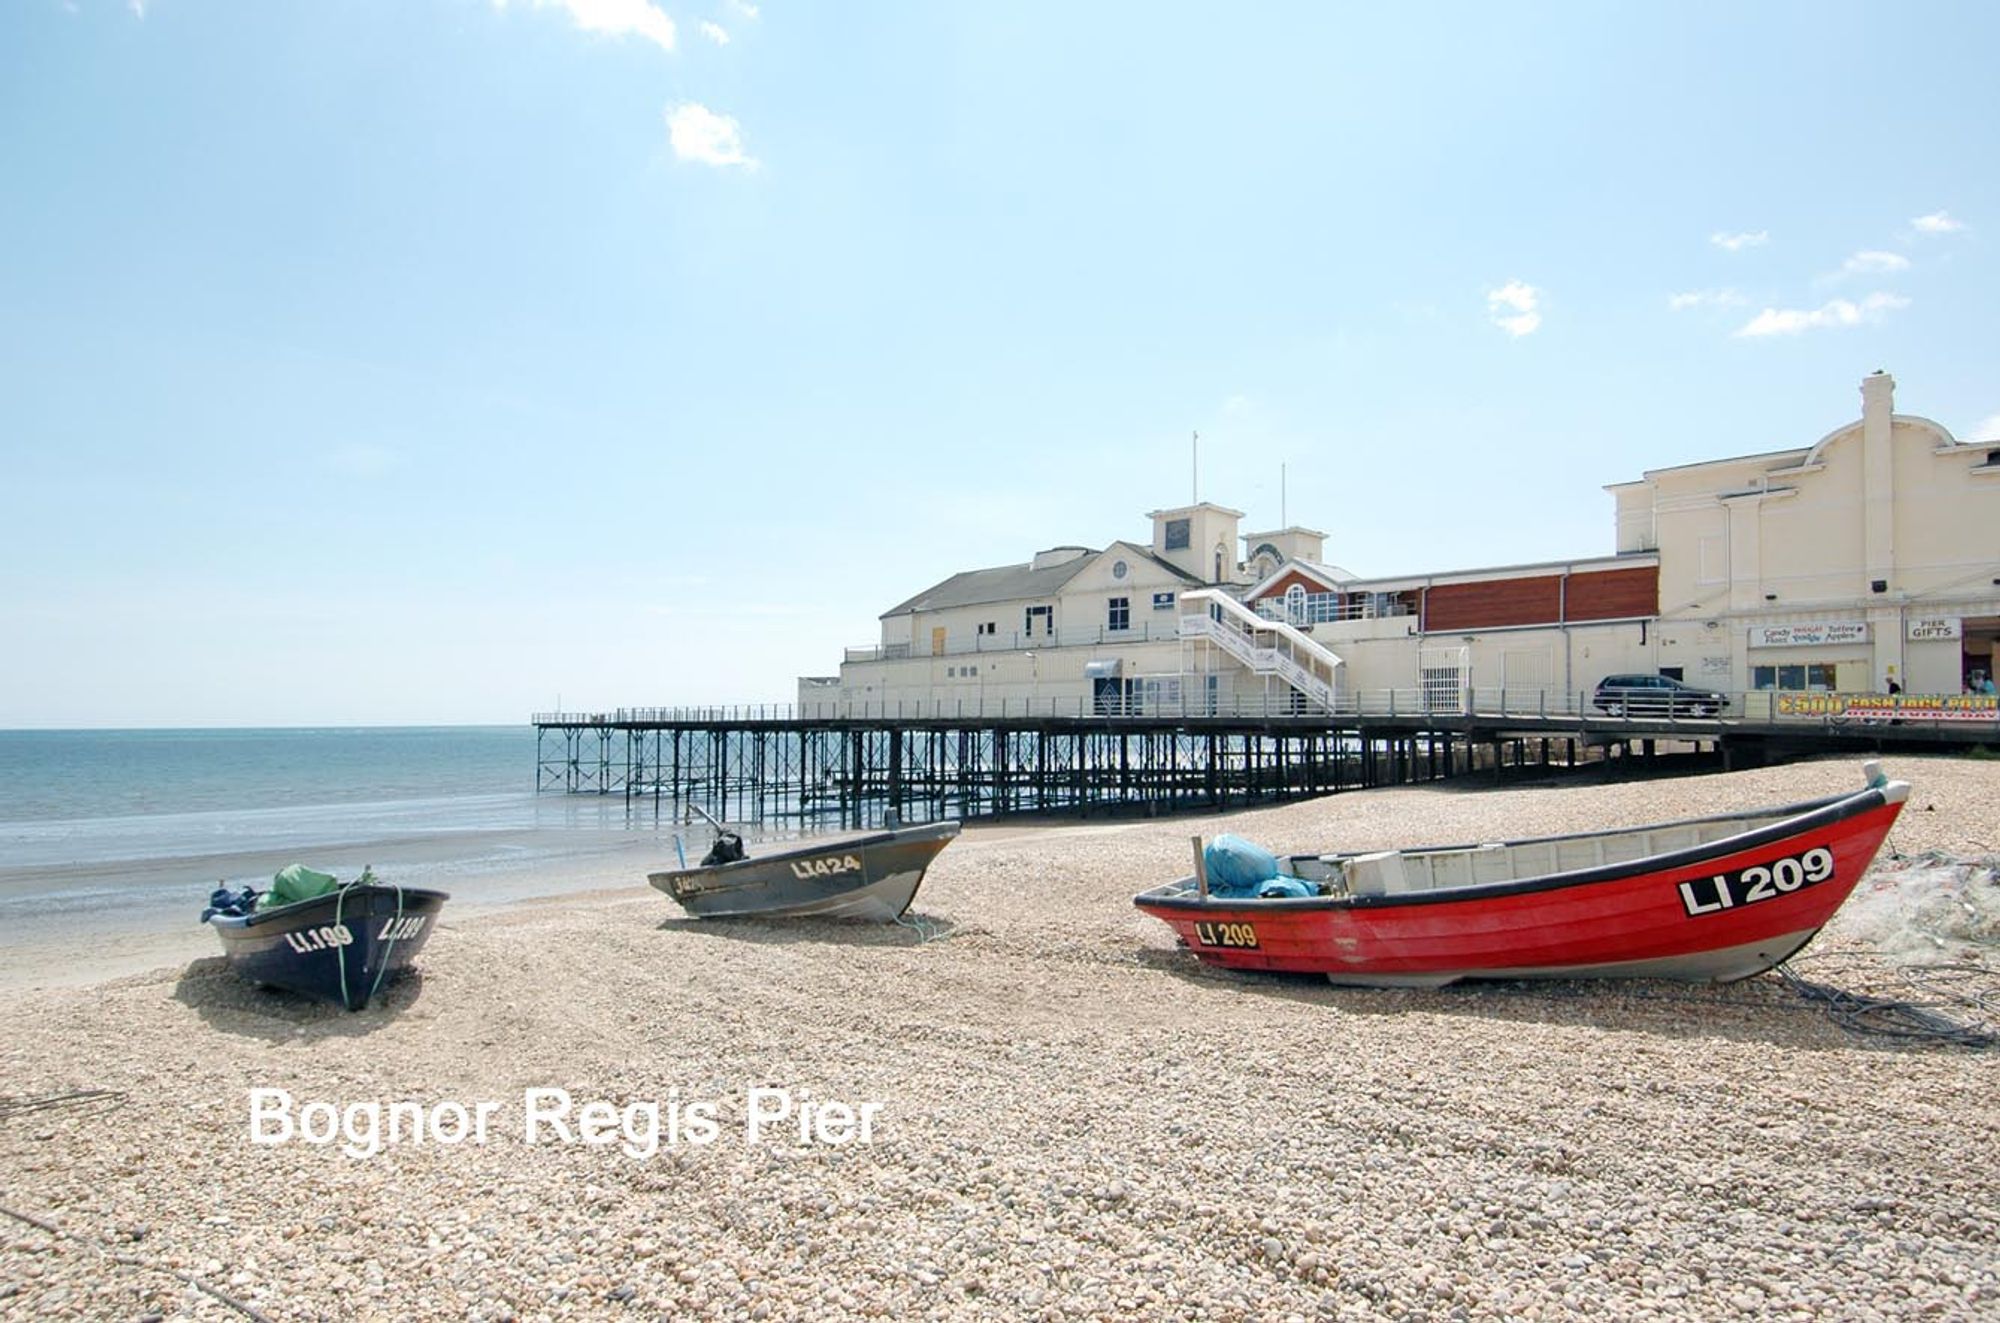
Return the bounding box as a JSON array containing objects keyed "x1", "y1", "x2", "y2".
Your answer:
[{"x1": 701, "y1": 832, "x2": 747, "y2": 866}]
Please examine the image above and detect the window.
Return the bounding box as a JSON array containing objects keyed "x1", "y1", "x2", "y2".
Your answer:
[
  {"x1": 977, "y1": 621, "x2": 995, "y2": 636},
  {"x1": 1025, "y1": 605, "x2": 1052, "y2": 637},
  {"x1": 1108, "y1": 597, "x2": 1130, "y2": 631},
  {"x1": 1152, "y1": 591, "x2": 1176, "y2": 610},
  {"x1": 1112, "y1": 559, "x2": 1128, "y2": 580},
  {"x1": 1284, "y1": 583, "x2": 1307, "y2": 622},
  {"x1": 1164, "y1": 518, "x2": 1190, "y2": 551},
  {"x1": 1752, "y1": 663, "x2": 1838, "y2": 691}
]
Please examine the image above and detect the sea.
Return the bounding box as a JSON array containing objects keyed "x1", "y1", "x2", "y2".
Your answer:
[
  {"x1": 0, "y1": 726, "x2": 628, "y2": 867},
  {"x1": 0, "y1": 727, "x2": 693, "y2": 942}
]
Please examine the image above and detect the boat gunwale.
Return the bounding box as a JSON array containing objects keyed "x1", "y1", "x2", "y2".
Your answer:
[
  {"x1": 1133, "y1": 781, "x2": 1907, "y2": 914},
  {"x1": 206, "y1": 883, "x2": 453, "y2": 931}
]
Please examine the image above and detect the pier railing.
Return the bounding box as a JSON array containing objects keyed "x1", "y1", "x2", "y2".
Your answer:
[
  {"x1": 534, "y1": 688, "x2": 2000, "y2": 728},
  {"x1": 842, "y1": 619, "x2": 1187, "y2": 663}
]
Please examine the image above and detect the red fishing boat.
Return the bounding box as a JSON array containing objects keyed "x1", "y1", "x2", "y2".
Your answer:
[{"x1": 1135, "y1": 764, "x2": 1908, "y2": 987}]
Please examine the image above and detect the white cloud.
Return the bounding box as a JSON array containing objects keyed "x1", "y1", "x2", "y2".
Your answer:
[
  {"x1": 1710, "y1": 230, "x2": 1769, "y2": 252},
  {"x1": 128, "y1": 0, "x2": 146, "y2": 15},
  {"x1": 666, "y1": 102, "x2": 756, "y2": 168},
  {"x1": 1486, "y1": 280, "x2": 1542, "y2": 337},
  {"x1": 498, "y1": 0, "x2": 677, "y2": 53},
  {"x1": 1840, "y1": 250, "x2": 1910, "y2": 276},
  {"x1": 1733, "y1": 291, "x2": 1909, "y2": 338},
  {"x1": 1971, "y1": 413, "x2": 2000, "y2": 443},
  {"x1": 1667, "y1": 288, "x2": 1747, "y2": 311},
  {"x1": 699, "y1": 20, "x2": 730, "y2": 43},
  {"x1": 1912, "y1": 210, "x2": 1966, "y2": 234},
  {"x1": 727, "y1": 0, "x2": 760, "y2": 18}
]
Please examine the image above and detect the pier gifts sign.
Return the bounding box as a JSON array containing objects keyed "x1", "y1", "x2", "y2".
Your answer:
[
  {"x1": 1906, "y1": 617, "x2": 1962, "y2": 642},
  {"x1": 1749, "y1": 622, "x2": 1870, "y2": 648}
]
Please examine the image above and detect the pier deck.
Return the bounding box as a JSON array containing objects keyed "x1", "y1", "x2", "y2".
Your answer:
[{"x1": 532, "y1": 700, "x2": 1996, "y2": 831}]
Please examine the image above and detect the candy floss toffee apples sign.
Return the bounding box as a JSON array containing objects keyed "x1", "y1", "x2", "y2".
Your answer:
[
  {"x1": 248, "y1": 1087, "x2": 883, "y2": 1160},
  {"x1": 1748, "y1": 622, "x2": 1870, "y2": 648}
]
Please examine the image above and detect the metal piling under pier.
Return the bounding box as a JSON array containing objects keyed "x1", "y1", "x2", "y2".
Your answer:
[{"x1": 532, "y1": 715, "x2": 1592, "y2": 831}]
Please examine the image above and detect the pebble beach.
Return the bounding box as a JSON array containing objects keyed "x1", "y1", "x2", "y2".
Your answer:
[{"x1": 1, "y1": 755, "x2": 1995, "y2": 1321}]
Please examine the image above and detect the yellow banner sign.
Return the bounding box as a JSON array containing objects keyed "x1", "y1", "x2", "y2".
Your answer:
[{"x1": 1774, "y1": 693, "x2": 2000, "y2": 722}]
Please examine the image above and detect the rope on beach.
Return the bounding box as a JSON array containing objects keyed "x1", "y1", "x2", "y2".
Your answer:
[
  {"x1": 893, "y1": 911, "x2": 950, "y2": 943},
  {"x1": 0, "y1": 1201, "x2": 279, "y2": 1323},
  {"x1": 0, "y1": 1089, "x2": 126, "y2": 1118},
  {"x1": 1774, "y1": 960, "x2": 1996, "y2": 1049},
  {"x1": 1437, "y1": 961, "x2": 1995, "y2": 1048}
]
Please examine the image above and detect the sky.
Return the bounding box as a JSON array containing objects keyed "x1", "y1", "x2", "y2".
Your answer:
[{"x1": 1, "y1": 0, "x2": 1995, "y2": 727}]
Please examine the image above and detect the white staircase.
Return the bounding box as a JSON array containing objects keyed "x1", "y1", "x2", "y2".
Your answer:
[{"x1": 1178, "y1": 589, "x2": 1343, "y2": 712}]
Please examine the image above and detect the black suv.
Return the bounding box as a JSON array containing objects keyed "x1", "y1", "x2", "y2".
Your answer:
[{"x1": 1592, "y1": 674, "x2": 1726, "y2": 718}]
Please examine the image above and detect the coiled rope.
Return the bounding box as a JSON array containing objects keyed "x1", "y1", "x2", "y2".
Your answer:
[{"x1": 1776, "y1": 956, "x2": 1996, "y2": 1048}]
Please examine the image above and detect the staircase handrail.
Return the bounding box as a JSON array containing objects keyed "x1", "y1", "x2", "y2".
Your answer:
[{"x1": 1180, "y1": 589, "x2": 1344, "y2": 679}]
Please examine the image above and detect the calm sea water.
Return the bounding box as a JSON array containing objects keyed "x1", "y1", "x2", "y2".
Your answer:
[{"x1": 0, "y1": 726, "x2": 645, "y2": 872}]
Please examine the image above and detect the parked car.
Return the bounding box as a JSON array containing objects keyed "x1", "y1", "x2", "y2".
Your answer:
[{"x1": 1592, "y1": 674, "x2": 1727, "y2": 718}]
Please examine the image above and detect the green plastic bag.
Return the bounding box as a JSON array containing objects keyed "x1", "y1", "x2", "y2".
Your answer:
[{"x1": 258, "y1": 864, "x2": 340, "y2": 909}]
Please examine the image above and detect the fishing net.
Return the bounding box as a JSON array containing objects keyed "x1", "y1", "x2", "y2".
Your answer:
[{"x1": 1824, "y1": 851, "x2": 2000, "y2": 964}]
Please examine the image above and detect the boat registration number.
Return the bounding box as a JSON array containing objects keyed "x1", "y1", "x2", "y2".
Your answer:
[
  {"x1": 1191, "y1": 920, "x2": 1260, "y2": 949},
  {"x1": 791, "y1": 854, "x2": 863, "y2": 880},
  {"x1": 283, "y1": 925, "x2": 352, "y2": 954},
  {"x1": 1677, "y1": 846, "x2": 1835, "y2": 917}
]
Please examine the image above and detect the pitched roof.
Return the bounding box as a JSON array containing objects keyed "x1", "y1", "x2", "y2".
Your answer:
[
  {"x1": 1244, "y1": 558, "x2": 1355, "y2": 599},
  {"x1": 881, "y1": 554, "x2": 1101, "y2": 618},
  {"x1": 880, "y1": 541, "x2": 1199, "y2": 618}
]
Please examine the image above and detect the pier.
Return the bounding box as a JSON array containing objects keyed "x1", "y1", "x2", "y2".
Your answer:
[{"x1": 533, "y1": 695, "x2": 1998, "y2": 832}]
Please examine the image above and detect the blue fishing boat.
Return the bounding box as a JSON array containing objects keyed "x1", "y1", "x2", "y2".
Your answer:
[{"x1": 202, "y1": 866, "x2": 448, "y2": 1010}]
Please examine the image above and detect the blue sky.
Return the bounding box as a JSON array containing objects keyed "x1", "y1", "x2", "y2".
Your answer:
[{"x1": 2, "y1": 0, "x2": 1994, "y2": 726}]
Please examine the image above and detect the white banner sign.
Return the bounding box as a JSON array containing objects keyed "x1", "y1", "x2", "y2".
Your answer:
[
  {"x1": 1906, "y1": 617, "x2": 1962, "y2": 642},
  {"x1": 1749, "y1": 622, "x2": 1870, "y2": 648}
]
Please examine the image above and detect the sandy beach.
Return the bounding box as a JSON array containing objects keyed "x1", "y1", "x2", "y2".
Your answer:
[{"x1": 1, "y1": 755, "x2": 1995, "y2": 1321}]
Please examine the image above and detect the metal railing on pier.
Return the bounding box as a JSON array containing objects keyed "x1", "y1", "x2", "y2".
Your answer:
[
  {"x1": 842, "y1": 618, "x2": 1187, "y2": 664},
  {"x1": 533, "y1": 688, "x2": 2000, "y2": 730}
]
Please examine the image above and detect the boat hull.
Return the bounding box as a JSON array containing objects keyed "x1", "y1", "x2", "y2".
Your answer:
[
  {"x1": 1134, "y1": 785, "x2": 1905, "y2": 988},
  {"x1": 649, "y1": 822, "x2": 960, "y2": 920},
  {"x1": 206, "y1": 884, "x2": 449, "y2": 1010}
]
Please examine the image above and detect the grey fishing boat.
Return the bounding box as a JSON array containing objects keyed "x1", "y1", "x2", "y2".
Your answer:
[{"x1": 649, "y1": 816, "x2": 961, "y2": 920}]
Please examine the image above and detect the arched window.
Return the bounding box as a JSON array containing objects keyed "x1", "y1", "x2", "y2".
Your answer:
[
  {"x1": 1285, "y1": 583, "x2": 1307, "y2": 623},
  {"x1": 1213, "y1": 544, "x2": 1227, "y2": 582}
]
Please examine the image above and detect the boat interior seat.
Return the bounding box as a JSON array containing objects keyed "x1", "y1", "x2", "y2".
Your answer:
[
  {"x1": 1345, "y1": 851, "x2": 1407, "y2": 897},
  {"x1": 1323, "y1": 810, "x2": 1800, "y2": 896}
]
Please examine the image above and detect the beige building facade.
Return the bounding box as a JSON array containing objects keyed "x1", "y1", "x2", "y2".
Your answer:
[
  {"x1": 802, "y1": 373, "x2": 1999, "y2": 716},
  {"x1": 1610, "y1": 371, "x2": 2000, "y2": 703}
]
